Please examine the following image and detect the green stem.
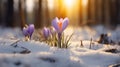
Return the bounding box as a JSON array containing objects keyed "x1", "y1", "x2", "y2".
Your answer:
[{"x1": 58, "y1": 33, "x2": 62, "y2": 48}]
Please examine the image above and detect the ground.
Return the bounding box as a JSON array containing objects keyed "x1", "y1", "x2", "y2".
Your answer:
[{"x1": 0, "y1": 25, "x2": 120, "y2": 67}]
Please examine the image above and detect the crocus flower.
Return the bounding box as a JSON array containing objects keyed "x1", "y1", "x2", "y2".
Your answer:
[
  {"x1": 42, "y1": 27, "x2": 51, "y2": 39},
  {"x1": 23, "y1": 24, "x2": 34, "y2": 39},
  {"x1": 27, "y1": 24, "x2": 34, "y2": 38},
  {"x1": 52, "y1": 17, "x2": 69, "y2": 33},
  {"x1": 52, "y1": 17, "x2": 69, "y2": 48},
  {"x1": 23, "y1": 27, "x2": 29, "y2": 36}
]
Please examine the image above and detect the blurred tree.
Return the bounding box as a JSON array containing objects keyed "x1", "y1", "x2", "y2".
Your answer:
[
  {"x1": 6, "y1": 0, "x2": 14, "y2": 27},
  {"x1": 96, "y1": 0, "x2": 103, "y2": 24},
  {"x1": 104, "y1": 0, "x2": 110, "y2": 27},
  {"x1": 87, "y1": 0, "x2": 96, "y2": 25},
  {"x1": 0, "y1": 0, "x2": 7, "y2": 27},
  {"x1": 0, "y1": 0, "x2": 120, "y2": 28},
  {"x1": 84, "y1": 0, "x2": 119, "y2": 28},
  {"x1": 109, "y1": 0, "x2": 119, "y2": 28},
  {"x1": 13, "y1": 0, "x2": 20, "y2": 27},
  {"x1": 79, "y1": 0, "x2": 83, "y2": 25},
  {"x1": 19, "y1": 0, "x2": 26, "y2": 28},
  {"x1": 44, "y1": 0, "x2": 50, "y2": 27},
  {"x1": 34, "y1": 0, "x2": 42, "y2": 28},
  {"x1": 0, "y1": 0, "x2": 1, "y2": 25},
  {"x1": 116, "y1": 0, "x2": 120, "y2": 26}
]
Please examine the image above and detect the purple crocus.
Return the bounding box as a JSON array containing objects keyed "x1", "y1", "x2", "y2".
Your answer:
[
  {"x1": 27, "y1": 24, "x2": 34, "y2": 38},
  {"x1": 23, "y1": 27, "x2": 29, "y2": 36},
  {"x1": 42, "y1": 27, "x2": 51, "y2": 39},
  {"x1": 52, "y1": 17, "x2": 69, "y2": 47},
  {"x1": 23, "y1": 24, "x2": 34, "y2": 39},
  {"x1": 52, "y1": 17, "x2": 69, "y2": 33}
]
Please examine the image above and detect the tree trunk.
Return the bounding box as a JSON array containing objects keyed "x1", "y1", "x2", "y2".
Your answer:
[
  {"x1": 79, "y1": 0, "x2": 83, "y2": 25},
  {"x1": 19, "y1": 0, "x2": 26, "y2": 28},
  {"x1": 0, "y1": 0, "x2": 1, "y2": 25},
  {"x1": 45, "y1": 0, "x2": 50, "y2": 27},
  {"x1": 96, "y1": 0, "x2": 103, "y2": 24},
  {"x1": 109, "y1": 0, "x2": 118, "y2": 29},
  {"x1": 116, "y1": 0, "x2": 120, "y2": 26},
  {"x1": 6, "y1": 0, "x2": 14, "y2": 27},
  {"x1": 104, "y1": 0, "x2": 110, "y2": 27},
  {"x1": 87, "y1": 0, "x2": 96, "y2": 25},
  {"x1": 35, "y1": 0, "x2": 42, "y2": 28}
]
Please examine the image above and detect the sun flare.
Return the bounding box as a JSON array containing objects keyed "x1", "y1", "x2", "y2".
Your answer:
[
  {"x1": 63, "y1": 0, "x2": 75, "y2": 8},
  {"x1": 48, "y1": 0, "x2": 54, "y2": 9},
  {"x1": 82, "y1": 0, "x2": 88, "y2": 6}
]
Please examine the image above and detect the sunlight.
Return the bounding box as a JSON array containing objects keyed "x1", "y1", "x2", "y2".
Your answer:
[
  {"x1": 48, "y1": 0, "x2": 54, "y2": 9},
  {"x1": 61, "y1": 0, "x2": 80, "y2": 26},
  {"x1": 82, "y1": 0, "x2": 88, "y2": 6},
  {"x1": 63, "y1": 0, "x2": 75, "y2": 8}
]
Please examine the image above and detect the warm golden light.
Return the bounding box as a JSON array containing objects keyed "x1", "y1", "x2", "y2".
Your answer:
[
  {"x1": 82, "y1": 0, "x2": 88, "y2": 6},
  {"x1": 63, "y1": 0, "x2": 75, "y2": 8},
  {"x1": 48, "y1": 0, "x2": 54, "y2": 9}
]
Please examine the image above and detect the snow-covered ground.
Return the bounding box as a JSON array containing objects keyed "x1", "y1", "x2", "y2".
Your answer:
[{"x1": 0, "y1": 25, "x2": 120, "y2": 67}]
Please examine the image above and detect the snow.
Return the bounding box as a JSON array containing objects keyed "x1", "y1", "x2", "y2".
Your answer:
[{"x1": 0, "y1": 25, "x2": 120, "y2": 67}]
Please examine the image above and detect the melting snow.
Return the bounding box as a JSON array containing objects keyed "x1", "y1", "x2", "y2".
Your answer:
[{"x1": 0, "y1": 25, "x2": 120, "y2": 67}]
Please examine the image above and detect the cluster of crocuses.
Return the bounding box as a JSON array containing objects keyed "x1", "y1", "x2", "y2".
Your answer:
[{"x1": 23, "y1": 17, "x2": 71, "y2": 48}]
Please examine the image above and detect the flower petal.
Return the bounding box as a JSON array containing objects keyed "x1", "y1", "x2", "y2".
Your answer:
[
  {"x1": 62, "y1": 17, "x2": 69, "y2": 31},
  {"x1": 60, "y1": 18, "x2": 63, "y2": 23},
  {"x1": 28, "y1": 24, "x2": 34, "y2": 37},
  {"x1": 52, "y1": 17, "x2": 60, "y2": 32},
  {"x1": 43, "y1": 27, "x2": 50, "y2": 39},
  {"x1": 23, "y1": 27, "x2": 29, "y2": 36}
]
